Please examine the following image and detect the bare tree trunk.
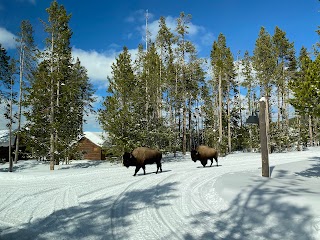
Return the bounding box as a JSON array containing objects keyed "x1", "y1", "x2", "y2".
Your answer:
[
  {"x1": 309, "y1": 115, "x2": 313, "y2": 146},
  {"x1": 145, "y1": 69, "x2": 149, "y2": 146},
  {"x1": 173, "y1": 70, "x2": 178, "y2": 157},
  {"x1": 227, "y1": 83, "x2": 231, "y2": 153},
  {"x1": 169, "y1": 93, "x2": 173, "y2": 153},
  {"x1": 297, "y1": 115, "x2": 301, "y2": 151},
  {"x1": 55, "y1": 78, "x2": 60, "y2": 165},
  {"x1": 9, "y1": 82, "x2": 13, "y2": 172},
  {"x1": 314, "y1": 118, "x2": 319, "y2": 146},
  {"x1": 182, "y1": 104, "x2": 187, "y2": 155},
  {"x1": 49, "y1": 33, "x2": 55, "y2": 171},
  {"x1": 218, "y1": 72, "x2": 223, "y2": 149},
  {"x1": 14, "y1": 44, "x2": 25, "y2": 164},
  {"x1": 158, "y1": 58, "x2": 162, "y2": 119},
  {"x1": 188, "y1": 97, "x2": 192, "y2": 152},
  {"x1": 277, "y1": 88, "x2": 281, "y2": 129},
  {"x1": 265, "y1": 92, "x2": 271, "y2": 153},
  {"x1": 285, "y1": 86, "x2": 290, "y2": 149}
]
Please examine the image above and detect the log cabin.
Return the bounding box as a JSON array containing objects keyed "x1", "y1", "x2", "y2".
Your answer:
[{"x1": 77, "y1": 132, "x2": 107, "y2": 160}]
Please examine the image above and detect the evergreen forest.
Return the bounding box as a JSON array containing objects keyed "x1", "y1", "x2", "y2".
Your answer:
[{"x1": 1, "y1": 1, "x2": 320, "y2": 171}]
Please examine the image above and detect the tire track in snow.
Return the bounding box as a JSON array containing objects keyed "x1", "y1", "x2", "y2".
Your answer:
[
  {"x1": 150, "y1": 173, "x2": 185, "y2": 240},
  {"x1": 110, "y1": 176, "x2": 145, "y2": 239},
  {"x1": 110, "y1": 171, "x2": 182, "y2": 240}
]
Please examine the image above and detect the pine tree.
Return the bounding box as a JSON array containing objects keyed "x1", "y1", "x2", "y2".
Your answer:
[
  {"x1": 241, "y1": 51, "x2": 256, "y2": 114},
  {"x1": 141, "y1": 43, "x2": 165, "y2": 148},
  {"x1": 2, "y1": 59, "x2": 16, "y2": 172},
  {"x1": 210, "y1": 33, "x2": 230, "y2": 154},
  {"x1": 156, "y1": 16, "x2": 177, "y2": 153},
  {"x1": 175, "y1": 12, "x2": 192, "y2": 155},
  {"x1": 14, "y1": 20, "x2": 37, "y2": 164},
  {"x1": 0, "y1": 45, "x2": 16, "y2": 171},
  {"x1": 58, "y1": 58, "x2": 95, "y2": 163},
  {"x1": 253, "y1": 27, "x2": 276, "y2": 152},
  {"x1": 99, "y1": 46, "x2": 137, "y2": 154},
  {"x1": 24, "y1": 1, "x2": 93, "y2": 169},
  {"x1": 290, "y1": 47, "x2": 320, "y2": 148},
  {"x1": 182, "y1": 41, "x2": 205, "y2": 151},
  {"x1": 24, "y1": 61, "x2": 52, "y2": 159},
  {"x1": 6, "y1": 61, "x2": 17, "y2": 172},
  {"x1": 241, "y1": 50, "x2": 259, "y2": 151},
  {"x1": 272, "y1": 26, "x2": 296, "y2": 151},
  {"x1": 0, "y1": 44, "x2": 11, "y2": 103}
]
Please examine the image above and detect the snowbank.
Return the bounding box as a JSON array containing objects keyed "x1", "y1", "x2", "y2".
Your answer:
[{"x1": 0, "y1": 147, "x2": 319, "y2": 239}]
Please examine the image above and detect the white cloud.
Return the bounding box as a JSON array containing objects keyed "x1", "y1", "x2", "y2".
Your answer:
[
  {"x1": 137, "y1": 14, "x2": 214, "y2": 53},
  {"x1": 125, "y1": 9, "x2": 154, "y2": 23},
  {"x1": 72, "y1": 47, "x2": 116, "y2": 85},
  {"x1": 0, "y1": 27, "x2": 16, "y2": 50},
  {"x1": 72, "y1": 47, "x2": 139, "y2": 90},
  {"x1": 148, "y1": 15, "x2": 204, "y2": 38},
  {"x1": 83, "y1": 111, "x2": 102, "y2": 132},
  {"x1": 200, "y1": 32, "x2": 215, "y2": 46}
]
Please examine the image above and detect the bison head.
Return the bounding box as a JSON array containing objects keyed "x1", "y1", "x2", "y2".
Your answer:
[
  {"x1": 123, "y1": 152, "x2": 133, "y2": 168},
  {"x1": 191, "y1": 149, "x2": 199, "y2": 162}
]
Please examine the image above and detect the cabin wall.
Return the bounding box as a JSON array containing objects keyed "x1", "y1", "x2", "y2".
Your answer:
[{"x1": 77, "y1": 138, "x2": 105, "y2": 160}]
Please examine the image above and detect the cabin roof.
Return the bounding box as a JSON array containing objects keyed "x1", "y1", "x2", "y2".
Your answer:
[{"x1": 80, "y1": 132, "x2": 108, "y2": 147}]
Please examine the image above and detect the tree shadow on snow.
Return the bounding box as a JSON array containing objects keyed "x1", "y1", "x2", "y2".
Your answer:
[
  {"x1": 295, "y1": 157, "x2": 320, "y2": 178},
  {"x1": 0, "y1": 181, "x2": 179, "y2": 240},
  {"x1": 58, "y1": 160, "x2": 105, "y2": 170},
  {"x1": 162, "y1": 152, "x2": 190, "y2": 163},
  {"x1": 0, "y1": 160, "x2": 41, "y2": 172},
  {"x1": 184, "y1": 174, "x2": 317, "y2": 240}
]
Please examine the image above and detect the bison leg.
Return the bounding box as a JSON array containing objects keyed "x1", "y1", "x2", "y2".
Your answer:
[
  {"x1": 134, "y1": 166, "x2": 141, "y2": 176},
  {"x1": 156, "y1": 162, "x2": 162, "y2": 174},
  {"x1": 215, "y1": 157, "x2": 218, "y2": 166},
  {"x1": 209, "y1": 158, "x2": 213, "y2": 167},
  {"x1": 142, "y1": 165, "x2": 146, "y2": 175},
  {"x1": 201, "y1": 160, "x2": 207, "y2": 167}
]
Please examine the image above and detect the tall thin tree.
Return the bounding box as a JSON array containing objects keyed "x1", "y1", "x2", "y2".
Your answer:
[{"x1": 14, "y1": 20, "x2": 37, "y2": 164}]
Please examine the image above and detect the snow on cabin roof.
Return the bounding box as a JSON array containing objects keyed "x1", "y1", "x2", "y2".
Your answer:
[{"x1": 82, "y1": 132, "x2": 108, "y2": 147}]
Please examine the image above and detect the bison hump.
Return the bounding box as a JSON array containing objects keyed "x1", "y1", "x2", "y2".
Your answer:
[{"x1": 132, "y1": 147, "x2": 160, "y2": 161}]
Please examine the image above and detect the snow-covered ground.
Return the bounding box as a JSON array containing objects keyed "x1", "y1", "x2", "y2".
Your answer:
[{"x1": 0, "y1": 147, "x2": 319, "y2": 240}]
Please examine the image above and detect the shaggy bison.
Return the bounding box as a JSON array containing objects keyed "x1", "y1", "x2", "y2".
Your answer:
[
  {"x1": 191, "y1": 145, "x2": 218, "y2": 167},
  {"x1": 123, "y1": 147, "x2": 162, "y2": 176}
]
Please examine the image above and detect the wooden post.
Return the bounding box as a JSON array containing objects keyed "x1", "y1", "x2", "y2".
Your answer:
[{"x1": 259, "y1": 97, "x2": 269, "y2": 177}]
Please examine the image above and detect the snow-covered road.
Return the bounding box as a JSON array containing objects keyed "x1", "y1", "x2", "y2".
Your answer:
[{"x1": 0, "y1": 148, "x2": 320, "y2": 239}]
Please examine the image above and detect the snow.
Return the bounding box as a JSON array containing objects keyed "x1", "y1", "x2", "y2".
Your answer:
[
  {"x1": 0, "y1": 147, "x2": 319, "y2": 240},
  {"x1": 259, "y1": 97, "x2": 266, "y2": 102},
  {"x1": 82, "y1": 132, "x2": 107, "y2": 147},
  {"x1": 0, "y1": 130, "x2": 9, "y2": 142}
]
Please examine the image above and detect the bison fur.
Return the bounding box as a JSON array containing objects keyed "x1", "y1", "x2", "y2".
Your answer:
[
  {"x1": 191, "y1": 145, "x2": 218, "y2": 167},
  {"x1": 123, "y1": 147, "x2": 162, "y2": 176}
]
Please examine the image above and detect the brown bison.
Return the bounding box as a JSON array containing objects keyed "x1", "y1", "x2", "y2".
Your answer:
[
  {"x1": 191, "y1": 145, "x2": 218, "y2": 167},
  {"x1": 123, "y1": 147, "x2": 162, "y2": 176}
]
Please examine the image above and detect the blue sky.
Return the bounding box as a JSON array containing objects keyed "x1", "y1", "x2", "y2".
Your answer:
[{"x1": 0, "y1": 0, "x2": 319, "y2": 132}]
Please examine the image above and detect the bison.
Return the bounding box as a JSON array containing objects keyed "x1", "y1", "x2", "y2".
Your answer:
[
  {"x1": 123, "y1": 147, "x2": 162, "y2": 176},
  {"x1": 191, "y1": 145, "x2": 218, "y2": 167}
]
